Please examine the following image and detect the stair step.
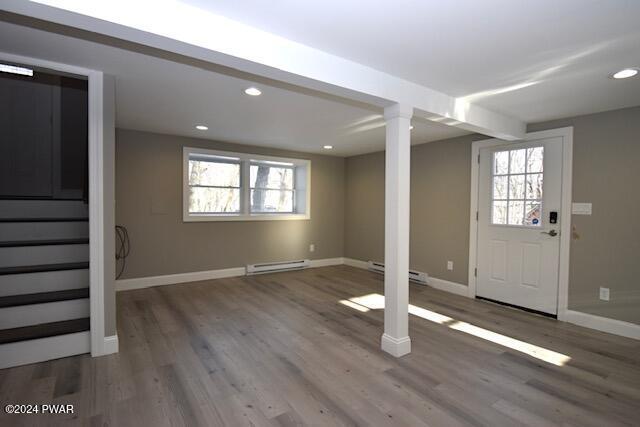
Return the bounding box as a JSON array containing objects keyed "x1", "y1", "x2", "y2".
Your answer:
[
  {"x1": 0, "y1": 262, "x2": 89, "y2": 276},
  {"x1": 0, "y1": 298, "x2": 89, "y2": 329},
  {"x1": 0, "y1": 200, "x2": 88, "y2": 219},
  {"x1": 0, "y1": 269, "x2": 89, "y2": 297},
  {"x1": 0, "y1": 318, "x2": 90, "y2": 345},
  {"x1": 0, "y1": 288, "x2": 89, "y2": 308},
  {"x1": 0, "y1": 221, "x2": 88, "y2": 241},
  {"x1": 0, "y1": 217, "x2": 88, "y2": 223},
  {"x1": 0, "y1": 238, "x2": 89, "y2": 248}
]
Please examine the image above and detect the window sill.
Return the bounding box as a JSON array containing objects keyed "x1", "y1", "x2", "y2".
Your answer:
[{"x1": 183, "y1": 213, "x2": 310, "y2": 222}]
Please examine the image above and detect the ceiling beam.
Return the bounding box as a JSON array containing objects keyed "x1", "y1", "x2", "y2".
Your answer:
[{"x1": 3, "y1": 0, "x2": 525, "y2": 140}]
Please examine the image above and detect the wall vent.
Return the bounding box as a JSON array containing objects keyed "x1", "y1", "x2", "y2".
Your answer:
[
  {"x1": 246, "y1": 259, "x2": 310, "y2": 275},
  {"x1": 366, "y1": 261, "x2": 429, "y2": 284}
]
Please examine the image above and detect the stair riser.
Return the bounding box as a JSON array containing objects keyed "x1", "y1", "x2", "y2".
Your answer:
[
  {"x1": 0, "y1": 269, "x2": 89, "y2": 297},
  {"x1": 0, "y1": 298, "x2": 89, "y2": 329},
  {"x1": 0, "y1": 222, "x2": 89, "y2": 241},
  {"x1": 0, "y1": 331, "x2": 90, "y2": 369},
  {"x1": 0, "y1": 200, "x2": 88, "y2": 219},
  {"x1": 0, "y1": 245, "x2": 89, "y2": 268}
]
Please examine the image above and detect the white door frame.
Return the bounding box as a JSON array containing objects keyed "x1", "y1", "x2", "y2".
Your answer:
[
  {"x1": 0, "y1": 51, "x2": 108, "y2": 355},
  {"x1": 468, "y1": 127, "x2": 573, "y2": 320}
]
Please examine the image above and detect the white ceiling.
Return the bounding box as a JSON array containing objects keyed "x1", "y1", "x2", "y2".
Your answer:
[
  {"x1": 183, "y1": 0, "x2": 640, "y2": 122},
  {"x1": 0, "y1": 20, "x2": 468, "y2": 157},
  {"x1": 2, "y1": 1, "x2": 639, "y2": 157}
]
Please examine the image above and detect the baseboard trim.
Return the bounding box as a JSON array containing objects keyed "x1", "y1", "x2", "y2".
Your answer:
[
  {"x1": 116, "y1": 267, "x2": 246, "y2": 291},
  {"x1": 343, "y1": 257, "x2": 371, "y2": 270},
  {"x1": 102, "y1": 334, "x2": 119, "y2": 355},
  {"x1": 426, "y1": 277, "x2": 469, "y2": 297},
  {"x1": 116, "y1": 258, "x2": 345, "y2": 292},
  {"x1": 0, "y1": 331, "x2": 90, "y2": 369},
  {"x1": 343, "y1": 257, "x2": 469, "y2": 297},
  {"x1": 309, "y1": 257, "x2": 344, "y2": 268},
  {"x1": 564, "y1": 310, "x2": 640, "y2": 340}
]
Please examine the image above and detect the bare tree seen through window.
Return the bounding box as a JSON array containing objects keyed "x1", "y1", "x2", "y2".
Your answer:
[
  {"x1": 250, "y1": 164, "x2": 294, "y2": 212},
  {"x1": 188, "y1": 159, "x2": 240, "y2": 213},
  {"x1": 252, "y1": 165, "x2": 269, "y2": 212}
]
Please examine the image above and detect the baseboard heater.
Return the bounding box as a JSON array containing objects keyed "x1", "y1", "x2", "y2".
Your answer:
[
  {"x1": 367, "y1": 261, "x2": 429, "y2": 284},
  {"x1": 246, "y1": 259, "x2": 310, "y2": 275}
]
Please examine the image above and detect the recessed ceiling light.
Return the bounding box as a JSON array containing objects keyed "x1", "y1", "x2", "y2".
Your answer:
[
  {"x1": 323, "y1": 145, "x2": 333, "y2": 150},
  {"x1": 612, "y1": 68, "x2": 638, "y2": 79},
  {"x1": 0, "y1": 63, "x2": 33, "y2": 76},
  {"x1": 410, "y1": 125, "x2": 414, "y2": 130},
  {"x1": 244, "y1": 87, "x2": 262, "y2": 96},
  {"x1": 195, "y1": 125, "x2": 208, "y2": 130}
]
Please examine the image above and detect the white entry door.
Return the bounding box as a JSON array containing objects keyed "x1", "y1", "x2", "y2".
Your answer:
[{"x1": 476, "y1": 137, "x2": 563, "y2": 314}]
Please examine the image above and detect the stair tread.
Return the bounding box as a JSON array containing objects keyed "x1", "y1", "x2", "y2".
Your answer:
[
  {"x1": 0, "y1": 262, "x2": 89, "y2": 276},
  {"x1": 0, "y1": 318, "x2": 90, "y2": 345},
  {"x1": 0, "y1": 238, "x2": 89, "y2": 247},
  {"x1": 0, "y1": 288, "x2": 89, "y2": 308},
  {"x1": 0, "y1": 217, "x2": 89, "y2": 223}
]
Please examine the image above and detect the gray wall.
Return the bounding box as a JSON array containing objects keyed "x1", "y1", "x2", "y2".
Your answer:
[
  {"x1": 345, "y1": 106, "x2": 640, "y2": 325},
  {"x1": 113, "y1": 106, "x2": 639, "y2": 328},
  {"x1": 528, "y1": 107, "x2": 640, "y2": 324},
  {"x1": 115, "y1": 129, "x2": 345, "y2": 280},
  {"x1": 345, "y1": 134, "x2": 479, "y2": 285}
]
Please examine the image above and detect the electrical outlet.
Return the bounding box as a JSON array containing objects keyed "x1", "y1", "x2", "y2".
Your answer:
[
  {"x1": 309, "y1": 243, "x2": 315, "y2": 253},
  {"x1": 599, "y1": 287, "x2": 610, "y2": 301},
  {"x1": 447, "y1": 261, "x2": 454, "y2": 271}
]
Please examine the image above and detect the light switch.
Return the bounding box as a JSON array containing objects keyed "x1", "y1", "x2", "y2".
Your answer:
[{"x1": 572, "y1": 202, "x2": 592, "y2": 215}]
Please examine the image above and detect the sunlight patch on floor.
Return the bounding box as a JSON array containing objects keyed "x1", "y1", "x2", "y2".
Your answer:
[
  {"x1": 348, "y1": 293, "x2": 385, "y2": 309},
  {"x1": 339, "y1": 293, "x2": 571, "y2": 366},
  {"x1": 338, "y1": 299, "x2": 370, "y2": 312}
]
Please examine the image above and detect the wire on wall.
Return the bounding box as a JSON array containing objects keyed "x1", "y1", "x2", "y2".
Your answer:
[{"x1": 115, "y1": 225, "x2": 131, "y2": 279}]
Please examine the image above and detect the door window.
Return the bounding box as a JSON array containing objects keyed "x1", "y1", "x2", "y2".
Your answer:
[{"x1": 491, "y1": 147, "x2": 543, "y2": 226}]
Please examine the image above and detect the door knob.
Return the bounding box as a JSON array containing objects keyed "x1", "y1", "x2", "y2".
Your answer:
[{"x1": 541, "y1": 229, "x2": 558, "y2": 237}]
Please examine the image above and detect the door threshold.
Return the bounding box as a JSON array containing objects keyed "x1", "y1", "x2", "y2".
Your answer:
[{"x1": 476, "y1": 296, "x2": 557, "y2": 319}]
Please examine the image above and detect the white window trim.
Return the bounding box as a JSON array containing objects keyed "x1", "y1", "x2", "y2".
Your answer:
[{"x1": 183, "y1": 147, "x2": 311, "y2": 222}]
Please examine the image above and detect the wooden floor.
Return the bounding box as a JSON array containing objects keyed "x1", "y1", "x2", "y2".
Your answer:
[{"x1": 1, "y1": 265, "x2": 640, "y2": 426}]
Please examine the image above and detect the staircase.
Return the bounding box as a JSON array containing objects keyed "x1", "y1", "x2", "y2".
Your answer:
[{"x1": 0, "y1": 200, "x2": 91, "y2": 368}]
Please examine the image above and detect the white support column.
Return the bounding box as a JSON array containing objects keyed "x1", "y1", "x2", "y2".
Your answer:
[{"x1": 381, "y1": 103, "x2": 413, "y2": 357}]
